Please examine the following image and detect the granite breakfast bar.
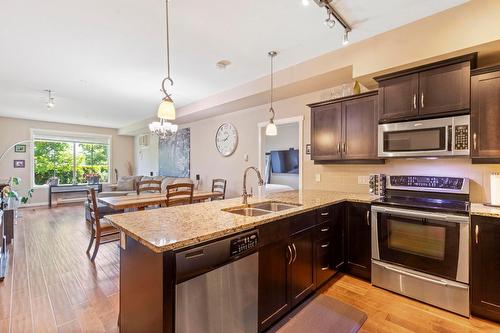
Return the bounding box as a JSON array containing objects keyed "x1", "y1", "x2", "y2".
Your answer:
[{"x1": 105, "y1": 190, "x2": 376, "y2": 332}]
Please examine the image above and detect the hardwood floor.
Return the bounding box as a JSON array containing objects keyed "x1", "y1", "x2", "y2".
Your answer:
[{"x1": 1, "y1": 204, "x2": 499, "y2": 332}]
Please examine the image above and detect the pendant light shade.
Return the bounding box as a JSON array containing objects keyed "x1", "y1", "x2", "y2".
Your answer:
[
  {"x1": 265, "y1": 120, "x2": 278, "y2": 136},
  {"x1": 266, "y1": 51, "x2": 278, "y2": 137},
  {"x1": 157, "y1": 95, "x2": 175, "y2": 120}
]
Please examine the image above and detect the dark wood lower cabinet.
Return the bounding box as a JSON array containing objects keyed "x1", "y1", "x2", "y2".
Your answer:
[
  {"x1": 289, "y1": 229, "x2": 315, "y2": 306},
  {"x1": 471, "y1": 216, "x2": 500, "y2": 322},
  {"x1": 258, "y1": 240, "x2": 291, "y2": 331},
  {"x1": 346, "y1": 202, "x2": 371, "y2": 280}
]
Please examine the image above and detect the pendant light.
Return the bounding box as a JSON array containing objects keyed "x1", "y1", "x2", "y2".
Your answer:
[
  {"x1": 149, "y1": 0, "x2": 178, "y2": 139},
  {"x1": 265, "y1": 51, "x2": 278, "y2": 136},
  {"x1": 44, "y1": 89, "x2": 55, "y2": 110}
]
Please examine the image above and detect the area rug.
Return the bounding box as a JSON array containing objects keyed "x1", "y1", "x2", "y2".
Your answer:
[{"x1": 269, "y1": 294, "x2": 367, "y2": 333}]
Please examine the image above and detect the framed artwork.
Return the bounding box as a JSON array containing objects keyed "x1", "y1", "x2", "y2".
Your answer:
[
  {"x1": 305, "y1": 144, "x2": 311, "y2": 155},
  {"x1": 159, "y1": 128, "x2": 190, "y2": 178},
  {"x1": 14, "y1": 160, "x2": 25, "y2": 168},
  {"x1": 14, "y1": 144, "x2": 26, "y2": 153}
]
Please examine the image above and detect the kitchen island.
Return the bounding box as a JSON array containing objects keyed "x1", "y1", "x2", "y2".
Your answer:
[{"x1": 105, "y1": 190, "x2": 376, "y2": 333}]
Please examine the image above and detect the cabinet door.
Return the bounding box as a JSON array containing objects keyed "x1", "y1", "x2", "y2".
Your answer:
[
  {"x1": 418, "y1": 62, "x2": 470, "y2": 116},
  {"x1": 343, "y1": 94, "x2": 379, "y2": 159},
  {"x1": 346, "y1": 203, "x2": 371, "y2": 280},
  {"x1": 311, "y1": 103, "x2": 343, "y2": 161},
  {"x1": 378, "y1": 74, "x2": 418, "y2": 122},
  {"x1": 471, "y1": 70, "x2": 500, "y2": 159},
  {"x1": 258, "y1": 240, "x2": 290, "y2": 331},
  {"x1": 471, "y1": 216, "x2": 500, "y2": 322},
  {"x1": 289, "y1": 230, "x2": 315, "y2": 307}
]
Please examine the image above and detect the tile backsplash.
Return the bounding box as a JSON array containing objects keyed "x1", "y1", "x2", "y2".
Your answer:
[{"x1": 305, "y1": 158, "x2": 500, "y2": 203}]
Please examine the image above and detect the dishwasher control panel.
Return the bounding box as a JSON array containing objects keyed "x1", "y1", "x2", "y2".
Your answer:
[{"x1": 230, "y1": 231, "x2": 258, "y2": 257}]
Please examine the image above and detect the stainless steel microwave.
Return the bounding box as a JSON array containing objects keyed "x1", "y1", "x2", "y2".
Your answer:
[{"x1": 378, "y1": 115, "x2": 470, "y2": 158}]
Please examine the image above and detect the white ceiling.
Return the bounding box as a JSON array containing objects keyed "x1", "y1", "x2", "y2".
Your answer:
[{"x1": 0, "y1": 0, "x2": 468, "y2": 129}]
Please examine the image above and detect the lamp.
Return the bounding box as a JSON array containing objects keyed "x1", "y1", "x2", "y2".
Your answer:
[
  {"x1": 266, "y1": 51, "x2": 278, "y2": 137},
  {"x1": 150, "y1": 0, "x2": 177, "y2": 139},
  {"x1": 45, "y1": 90, "x2": 55, "y2": 110}
]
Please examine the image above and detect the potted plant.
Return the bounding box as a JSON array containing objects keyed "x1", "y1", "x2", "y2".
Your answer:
[{"x1": 1, "y1": 177, "x2": 34, "y2": 210}]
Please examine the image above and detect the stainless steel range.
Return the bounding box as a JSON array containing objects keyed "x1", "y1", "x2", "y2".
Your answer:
[{"x1": 371, "y1": 175, "x2": 470, "y2": 317}]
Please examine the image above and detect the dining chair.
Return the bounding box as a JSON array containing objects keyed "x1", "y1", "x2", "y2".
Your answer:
[
  {"x1": 86, "y1": 187, "x2": 120, "y2": 261},
  {"x1": 211, "y1": 178, "x2": 227, "y2": 200},
  {"x1": 136, "y1": 179, "x2": 162, "y2": 195},
  {"x1": 165, "y1": 183, "x2": 194, "y2": 207}
]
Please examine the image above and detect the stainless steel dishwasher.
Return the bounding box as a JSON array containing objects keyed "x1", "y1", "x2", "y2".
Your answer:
[{"x1": 175, "y1": 230, "x2": 259, "y2": 333}]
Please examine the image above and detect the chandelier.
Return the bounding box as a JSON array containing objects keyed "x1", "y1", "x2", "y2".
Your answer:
[
  {"x1": 149, "y1": 118, "x2": 178, "y2": 140},
  {"x1": 150, "y1": 0, "x2": 177, "y2": 139}
]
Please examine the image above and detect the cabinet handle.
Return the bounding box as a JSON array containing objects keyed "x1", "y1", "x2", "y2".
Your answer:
[
  {"x1": 337, "y1": 143, "x2": 341, "y2": 154},
  {"x1": 473, "y1": 133, "x2": 477, "y2": 150},
  {"x1": 320, "y1": 227, "x2": 330, "y2": 232},
  {"x1": 321, "y1": 266, "x2": 329, "y2": 271},
  {"x1": 320, "y1": 212, "x2": 329, "y2": 217},
  {"x1": 343, "y1": 142, "x2": 347, "y2": 154},
  {"x1": 475, "y1": 225, "x2": 479, "y2": 244},
  {"x1": 413, "y1": 94, "x2": 417, "y2": 110},
  {"x1": 420, "y1": 92, "x2": 425, "y2": 108},
  {"x1": 287, "y1": 245, "x2": 293, "y2": 265},
  {"x1": 321, "y1": 242, "x2": 330, "y2": 248},
  {"x1": 366, "y1": 211, "x2": 370, "y2": 226},
  {"x1": 291, "y1": 243, "x2": 297, "y2": 264}
]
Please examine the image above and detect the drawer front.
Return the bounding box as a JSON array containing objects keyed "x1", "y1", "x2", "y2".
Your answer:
[
  {"x1": 316, "y1": 240, "x2": 335, "y2": 286},
  {"x1": 259, "y1": 219, "x2": 289, "y2": 247},
  {"x1": 289, "y1": 210, "x2": 316, "y2": 235},
  {"x1": 315, "y1": 221, "x2": 333, "y2": 241},
  {"x1": 317, "y1": 206, "x2": 333, "y2": 224}
]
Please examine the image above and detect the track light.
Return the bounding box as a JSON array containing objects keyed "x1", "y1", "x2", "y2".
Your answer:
[
  {"x1": 343, "y1": 30, "x2": 350, "y2": 45},
  {"x1": 324, "y1": 13, "x2": 335, "y2": 28}
]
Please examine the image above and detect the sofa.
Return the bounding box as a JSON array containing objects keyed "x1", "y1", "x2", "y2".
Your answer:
[{"x1": 85, "y1": 175, "x2": 194, "y2": 222}]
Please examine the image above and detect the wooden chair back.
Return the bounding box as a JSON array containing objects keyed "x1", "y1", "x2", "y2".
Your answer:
[
  {"x1": 211, "y1": 178, "x2": 227, "y2": 200},
  {"x1": 86, "y1": 187, "x2": 101, "y2": 228},
  {"x1": 165, "y1": 183, "x2": 194, "y2": 207},
  {"x1": 136, "y1": 180, "x2": 162, "y2": 195}
]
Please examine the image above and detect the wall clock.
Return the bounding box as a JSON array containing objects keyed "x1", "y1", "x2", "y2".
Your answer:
[{"x1": 215, "y1": 123, "x2": 238, "y2": 157}]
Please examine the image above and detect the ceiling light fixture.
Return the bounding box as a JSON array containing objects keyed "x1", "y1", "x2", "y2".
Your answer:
[
  {"x1": 342, "y1": 29, "x2": 349, "y2": 45},
  {"x1": 44, "y1": 89, "x2": 55, "y2": 110},
  {"x1": 266, "y1": 51, "x2": 278, "y2": 137},
  {"x1": 302, "y1": 0, "x2": 310, "y2": 6},
  {"x1": 150, "y1": 0, "x2": 178, "y2": 139},
  {"x1": 314, "y1": 0, "x2": 352, "y2": 45}
]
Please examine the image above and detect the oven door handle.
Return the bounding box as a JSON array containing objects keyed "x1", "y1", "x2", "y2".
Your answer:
[{"x1": 371, "y1": 206, "x2": 470, "y2": 224}]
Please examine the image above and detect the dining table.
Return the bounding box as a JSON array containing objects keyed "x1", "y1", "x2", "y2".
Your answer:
[{"x1": 98, "y1": 191, "x2": 224, "y2": 211}]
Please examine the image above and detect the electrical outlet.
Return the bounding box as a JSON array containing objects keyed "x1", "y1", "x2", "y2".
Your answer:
[
  {"x1": 315, "y1": 173, "x2": 321, "y2": 182},
  {"x1": 358, "y1": 176, "x2": 369, "y2": 185}
]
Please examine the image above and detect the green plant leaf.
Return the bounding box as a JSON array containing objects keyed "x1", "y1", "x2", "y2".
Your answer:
[{"x1": 11, "y1": 177, "x2": 21, "y2": 186}]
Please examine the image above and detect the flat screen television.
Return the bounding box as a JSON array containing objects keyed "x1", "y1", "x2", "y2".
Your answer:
[{"x1": 270, "y1": 149, "x2": 299, "y2": 174}]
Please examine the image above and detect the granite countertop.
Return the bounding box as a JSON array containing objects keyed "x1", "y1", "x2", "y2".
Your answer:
[
  {"x1": 104, "y1": 190, "x2": 377, "y2": 253},
  {"x1": 470, "y1": 203, "x2": 500, "y2": 218}
]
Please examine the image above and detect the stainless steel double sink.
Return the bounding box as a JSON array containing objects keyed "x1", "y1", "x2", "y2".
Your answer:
[{"x1": 223, "y1": 201, "x2": 301, "y2": 216}]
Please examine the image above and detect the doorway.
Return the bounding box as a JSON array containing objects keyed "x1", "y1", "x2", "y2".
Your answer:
[{"x1": 258, "y1": 116, "x2": 303, "y2": 192}]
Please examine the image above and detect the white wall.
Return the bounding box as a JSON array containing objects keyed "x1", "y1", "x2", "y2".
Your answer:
[{"x1": 0, "y1": 116, "x2": 134, "y2": 206}]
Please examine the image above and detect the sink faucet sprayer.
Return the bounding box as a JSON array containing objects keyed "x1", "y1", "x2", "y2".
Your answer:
[{"x1": 242, "y1": 167, "x2": 264, "y2": 205}]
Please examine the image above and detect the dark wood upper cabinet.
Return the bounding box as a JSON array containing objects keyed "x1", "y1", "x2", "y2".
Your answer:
[
  {"x1": 309, "y1": 91, "x2": 383, "y2": 164},
  {"x1": 419, "y1": 62, "x2": 471, "y2": 116},
  {"x1": 343, "y1": 94, "x2": 379, "y2": 160},
  {"x1": 310, "y1": 102, "x2": 342, "y2": 161},
  {"x1": 346, "y1": 202, "x2": 371, "y2": 281},
  {"x1": 289, "y1": 229, "x2": 315, "y2": 307},
  {"x1": 375, "y1": 53, "x2": 477, "y2": 122},
  {"x1": 471, "y1": 66, "x2": 500, "y2": 162},
  {"x1": 471, "y1": 215, "x2": 500, "y2": 323},
  {"x1": 378, "y1": 73, "x2": 418, "y2": 121},
  {"x1": 258, "y1": 240, "x2": 290, "y2": 331}
]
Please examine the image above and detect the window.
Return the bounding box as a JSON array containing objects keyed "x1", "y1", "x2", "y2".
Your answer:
[{"x1": 32, "y1": 130, "x2": 111, "y2": 186}]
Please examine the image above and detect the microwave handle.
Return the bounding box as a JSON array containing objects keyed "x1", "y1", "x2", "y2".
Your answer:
[{"x1": 447, "y1": 125, "x2": 452, "y2": 151}]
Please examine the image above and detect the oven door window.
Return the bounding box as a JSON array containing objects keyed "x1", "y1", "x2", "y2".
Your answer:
[
  {"x1": 383, "y1": 127, "x2": 446, "y2": 152},
  {"x1": 377, "y1": 213, "x2": 459, "y2": 281}
]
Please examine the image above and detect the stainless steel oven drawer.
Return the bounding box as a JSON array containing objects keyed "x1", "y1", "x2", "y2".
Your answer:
[{"x1": 372, "y1": 260, "x2": 469, "y2": 317}]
